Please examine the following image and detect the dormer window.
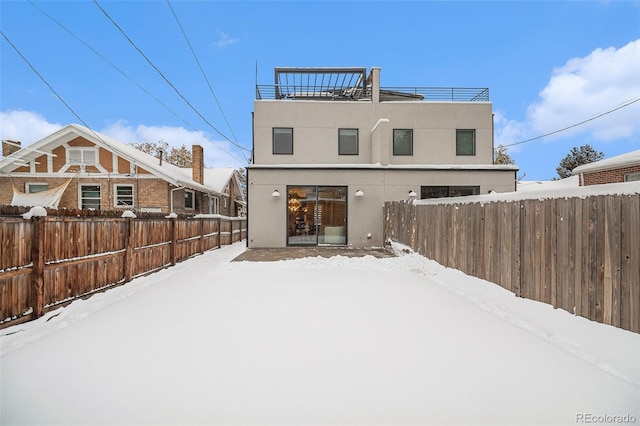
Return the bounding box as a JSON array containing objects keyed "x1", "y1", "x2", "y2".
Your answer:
[{"x1": 68, "y1": 148, "x2": 97, "y2": 165}]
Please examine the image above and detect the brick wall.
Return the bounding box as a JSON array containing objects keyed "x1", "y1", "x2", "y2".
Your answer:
[
  {"x1": 582, "y1": 165, "x2": 640, "y2": 186},
  {"x1": 0, "y1": 176, "x2": 214, "y2": 215}
]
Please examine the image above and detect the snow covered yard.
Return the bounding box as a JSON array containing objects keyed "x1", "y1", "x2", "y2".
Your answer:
[{"x1": 1, "y1": 241, "x2": 638, "y2": 426}]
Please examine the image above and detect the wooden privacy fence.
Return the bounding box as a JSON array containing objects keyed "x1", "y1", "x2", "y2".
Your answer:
[
  {"x1": 0, "y1": 215, "x2": 246, "y2": 328},
  {"x1": 384, "y1": 194, "x2": 640, "y2": 333}
]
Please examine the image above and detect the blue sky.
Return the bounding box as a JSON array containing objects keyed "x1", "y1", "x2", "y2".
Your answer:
[{"x1": 1, "y1": 1, "x2": 639, "y2": 180}]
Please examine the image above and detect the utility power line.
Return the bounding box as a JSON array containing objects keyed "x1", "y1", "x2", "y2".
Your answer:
[
  {"x1": 503, "y1": 97, "x2": 640, "y2": 148},
  {"x1": 166, "y1": 0, "x2": 246, "y2": 163},
  {"x1": 1, "y1": 30, "x2": 96, "y2": 139},
  {"x1": 25, "y1": 0, "x2": 246, "y2": 165},
  {"x1": 93, "y1": 0, "x2": 251, "y2": 157}
]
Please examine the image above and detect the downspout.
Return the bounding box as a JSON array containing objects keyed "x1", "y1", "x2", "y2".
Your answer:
[{"x1": 170, "y1": 185, "x2": 185, "y2": 214}]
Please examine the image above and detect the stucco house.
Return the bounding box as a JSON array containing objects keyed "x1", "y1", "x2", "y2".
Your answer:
[
  {"x1": 0, "y1": 124, "x2": 245, "y2": 216},
  {"x1": 572, "y1": 149, "x2": 640, "y2": 186},
  {"x1": 247, "y1": 66, "x2": 518, "y2": 248}
]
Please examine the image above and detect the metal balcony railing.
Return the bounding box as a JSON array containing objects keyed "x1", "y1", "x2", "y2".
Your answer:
[
  {"x1": 256, "y1": 85, "x2": 489, "y2": 102},
  {"x1": 381, "y1": 87, "x2": 490, "y2": 102}
]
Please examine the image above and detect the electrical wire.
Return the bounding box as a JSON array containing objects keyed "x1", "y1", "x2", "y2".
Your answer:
[
  {"x1": 503, "y1": 97, "x2": 640, "y2": 148},
  {"x1": 1, "y1": 30, "x2": 97, "y2": 140},
  {"x1": 166, "y1": 0, "x2": 244, "y2": 160},
  {"x1": 93, "y1": 0, "x2": 251, "y2": 157},
  {"x1": 25, "y1": 0, "x2": 246, "y2": 165}
]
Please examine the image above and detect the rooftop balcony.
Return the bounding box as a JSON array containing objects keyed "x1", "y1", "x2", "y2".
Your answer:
[{"x1": 255, "y1": 67, "x2": 489, "y2": 102}]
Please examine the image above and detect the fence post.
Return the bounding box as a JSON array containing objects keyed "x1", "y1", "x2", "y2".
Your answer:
[
  {"x1": 124, "y1": 218, "x2": 134, "y2": 282},
  {"x1": 170, "y1": 217, "x2": 177, "y2": 266},
  {"x1": 199, "y1": 218, "x2": 205, "y2": 254},
  {"x1": 30, "y1": 216, "x2": 45, "y2": 318}
]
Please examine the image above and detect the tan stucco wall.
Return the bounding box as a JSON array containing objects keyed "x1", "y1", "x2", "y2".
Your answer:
[
  {"x1": 247, "y1": 167, "x2": 516, "y2": 248},
  {"x1": 253, "y1": 100, "x2": 494, "y2": 166}
]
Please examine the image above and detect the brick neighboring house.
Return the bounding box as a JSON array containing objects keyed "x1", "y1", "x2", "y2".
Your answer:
[
  {"x1": 0, "y1": 124, "x2": 245, "y2": 216},
  {"x1": 248, "y1": 66, "x2": 518, "y2": 248},
  {"x1": 573, "y1": 149, "x2": 640, "y2": 186}
]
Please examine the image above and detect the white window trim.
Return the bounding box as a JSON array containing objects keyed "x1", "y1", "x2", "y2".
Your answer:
[
  {"x1": 185, "y1": 189, "x2": 195, "y2": 210},
  {"x1": 209, "y1": 196, "x2": 220, "y2": 214},
  {"x1": 624, "y1": 172, "x2": 640, "y2": 182},
  {"x1": 78, "y1": 184, "x2": 101, "y2": 210},
  {"x1": 67, "y1": 147, "x2": 98, "y2": 165},
  {"x1": 114, "y1": 184, "x2": 134, "y2": 208},
  {"x1": 25, "y1": 182, "x2": 49, "y2": 193}
]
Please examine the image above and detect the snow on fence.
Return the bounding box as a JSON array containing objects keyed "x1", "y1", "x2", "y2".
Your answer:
[
  {"x1": 384, "y1": 194, "x2": 640, "y2": 333},
  {"x1": 0, "y1": 214, "x2": 247, "y2": 328}
]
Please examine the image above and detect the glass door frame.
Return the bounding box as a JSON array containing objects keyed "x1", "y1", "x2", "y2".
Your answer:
[{"x1": 286, "y1": 185, "x2": 348, "y2": 247}]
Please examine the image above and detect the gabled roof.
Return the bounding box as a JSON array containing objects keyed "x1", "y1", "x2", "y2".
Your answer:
[
  {"x1": 203, "y1": 168, "x2": 246, "y2": 203},
  {"x1": 572, "y1": 149, "x2": 640, "y2": 175},
  {"x1": 0, "y1": 123, "x2": 224, "y2": 194}
]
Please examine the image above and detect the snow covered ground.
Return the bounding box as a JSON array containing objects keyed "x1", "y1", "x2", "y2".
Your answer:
[{"x1": 1, "y1": 241, "x2": 639, "y2": 425}]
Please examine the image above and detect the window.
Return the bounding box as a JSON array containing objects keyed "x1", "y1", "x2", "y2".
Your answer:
[
  {"x1": 273, "y1": 128, "x2": 293, "y2": 155},
  {"x1": 114, "y1": 184, "x2": 134, "y2": 208},
  {"x1": 393, "y1": 129, "x2": 413, "y2": 156},
  {"x1": 624, "y1": 172, "x2": 640, "y2": 182},
  {"x1": 421, "y1": 186, "x2": 480, "y2": 199},
  {"x1": 185, "y1": 190, "x2": 195, "y2": 210},
  {"x1": 26, "y1": 183, "x2": 48, "y2": 193},
  {"x1": 80, "y1": 185, "x2": 101, "y2": 210},
  {"x1": 339, "y1": 129, "x2": 358, "y2": 155},
  {"x1": 68, "y1": 148, "x2": 97, "y2": 165},
  {"x1": 456, "y1": 130, "x2": 476, "y2": 156},
  {"x1": 210, "y1": 196, "x2": 219, "y2": 214}
]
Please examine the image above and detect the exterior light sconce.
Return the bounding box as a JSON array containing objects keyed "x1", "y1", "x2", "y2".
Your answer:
[
  {"x1": 408, "y1": 190, "x2": 418, "y2": 199},
  {"x1": 272, "y1": 189, "x2": 280, "y2": 197},
  {"x1": 355, "y1": 190, "x2": 364, "y2": 197}
]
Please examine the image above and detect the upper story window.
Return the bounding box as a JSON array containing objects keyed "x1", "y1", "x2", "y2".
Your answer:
[
  {"x1": 114, "y1": 184, "x2": 134, "y2": 208},
  {"x1": 68, "y1": 148, "x2": 97, "y2": 165},
  {"x1": 185, "y1": 189, "x2": 195, "y2": 210},
  {"x1": 25, "y1": 183, "x2": 48, "y2": 193},
  {"x1": 338, "y1": 128, "x2": 359, "y2": 155},
  {"x1": 456, "y1": 129, "x2": 476, "y2": 156},
  {"x1": 273, "y1": 128, "x2": 293, "y2": 155},
  {"x1": 393, "y1": 129, "x2": 413, "y2": 156},
  {"x1": 80, "y1": 184, "x2": 101, "y2": 210}
]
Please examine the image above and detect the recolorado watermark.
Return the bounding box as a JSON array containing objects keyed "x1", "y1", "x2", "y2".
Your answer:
[{"x1": 576, "y1": 413, "x2": 637, "y2": 424}]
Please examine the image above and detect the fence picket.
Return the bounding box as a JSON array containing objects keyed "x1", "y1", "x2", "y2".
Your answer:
[
  {"x1": 1, "y1": 215, "x2": 246, "y2": 328},
  {"x1": 383, "y1": 193, "x2": 640, "y2": 333}
]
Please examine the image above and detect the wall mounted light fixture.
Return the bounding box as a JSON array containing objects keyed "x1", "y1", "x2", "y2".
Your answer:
[
  {"x1": 272, "y1": 189, "x2": 280, "y2": 197},
  {"x1": 408, "y1": 190, "x2": 418, "y2": 198},
  {"x1": 355, "y1": 189, "x2": 364, "y2": 197}
]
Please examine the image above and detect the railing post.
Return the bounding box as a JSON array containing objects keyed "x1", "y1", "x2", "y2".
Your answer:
[
  {"x1": 30, "y1": 216, "x2": 45, "y2": 318},
  {"x1": 217, "y1": 217, "x2": 222, "y2": 248}
]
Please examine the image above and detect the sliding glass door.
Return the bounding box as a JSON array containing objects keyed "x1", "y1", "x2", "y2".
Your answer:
[{"x1": 287, "y1": 186, "x2": 347, "y2": 246}]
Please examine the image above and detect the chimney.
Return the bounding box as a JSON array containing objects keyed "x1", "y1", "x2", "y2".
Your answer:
[
  {"x1": 2, "y1": 140, "x2": 21, "y2": 157},
  {"x1": 192, "y1": 145, "x2": 204, "y2": 184},
  {"x1": 158, "y1": 148, "x2": 163, "y2": 166},
  {"x1": 370, "y1": 67, "x2": 381, "y2": 104}
]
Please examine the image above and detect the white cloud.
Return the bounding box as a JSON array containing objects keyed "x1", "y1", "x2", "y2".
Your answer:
[
  {"x1": 214, "y1": 31, "x2": 239, "y2": 48},
  {"x1": 496, "y1": 39, "x2": 640, "y2": 146},
  {"x1": 101, "y1": 121, "x2": 245, "y2": 168},
  {"x1": 0, "y1": 110, "x2": 62, "y2": 144},
  {"x1": 0, "y1": 112, "x2": 245, "y2": 168},
  {"x1": 493, "y1": 110, "x2": 531, "y2": 153}
]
